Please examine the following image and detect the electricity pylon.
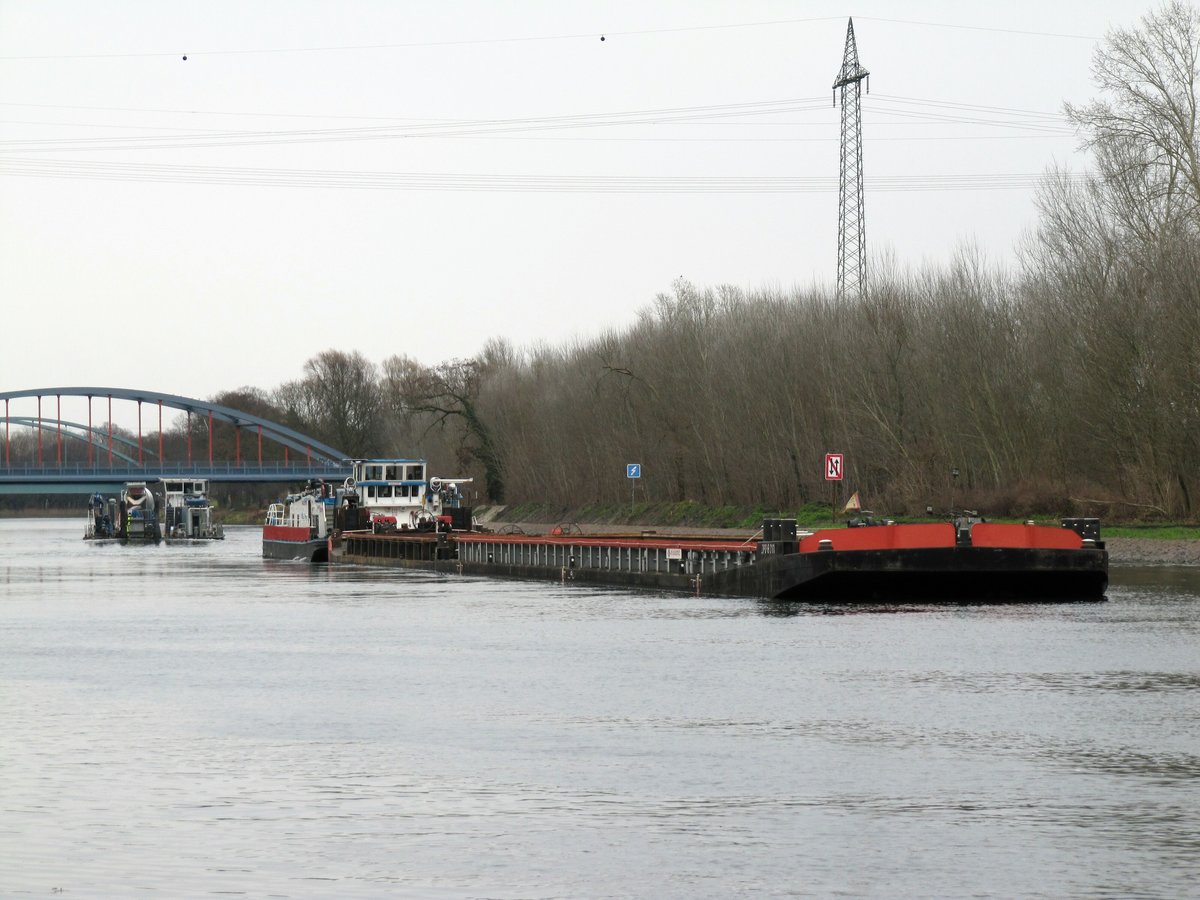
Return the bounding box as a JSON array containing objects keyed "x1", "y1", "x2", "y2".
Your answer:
[{"x1": 833, "y1": 18, "x2": 870, "y2": 300}]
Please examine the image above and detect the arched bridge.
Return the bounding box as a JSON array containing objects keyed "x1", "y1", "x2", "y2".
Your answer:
[{"x1": 0, "y1": 386, "x2": 352, "y2": 492}]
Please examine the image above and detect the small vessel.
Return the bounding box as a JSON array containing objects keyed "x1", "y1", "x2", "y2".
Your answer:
[
  {"x1": 85, "y1": 482, "x2": 162, "y2": 543},
  {"x1": 161, "y1": 477, "x2": 224, "y2": 540},
  {"x1": 263, "y1": 479, "x2": 336, "y2": 562},
  {"x1": 84, "y1": 492, "x2": 119, "y2": 540}
]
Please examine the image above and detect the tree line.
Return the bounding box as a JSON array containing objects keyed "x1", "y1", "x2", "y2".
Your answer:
[
  {"x1": 273, "y1": 4, "x2": 1200, "y2": 520},
  {"x1": 5, "y1": 3, "x2": 1198, "y2": 521}
]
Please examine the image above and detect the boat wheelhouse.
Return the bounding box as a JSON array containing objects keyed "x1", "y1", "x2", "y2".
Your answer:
[
  {"x1": 161, "y1": 477, "x2": 224, "y2": 540},
  {"x1": 349, "y1": 458, "x2": 473, "y2": 533}
]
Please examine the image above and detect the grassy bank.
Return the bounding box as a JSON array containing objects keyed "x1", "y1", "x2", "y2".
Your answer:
[{"x1": 478, "y1": 501, "x2": 1200, "y2": 539}]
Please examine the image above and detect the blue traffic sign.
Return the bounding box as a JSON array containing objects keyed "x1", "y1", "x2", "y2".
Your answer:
[{"x1": 627, "y1": 463, "x2": 641, "y2": 479}]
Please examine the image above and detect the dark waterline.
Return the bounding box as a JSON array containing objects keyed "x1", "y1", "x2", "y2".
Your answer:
[{"x1": 2, "y1": 518, "x2": 1198, "y2": 898}]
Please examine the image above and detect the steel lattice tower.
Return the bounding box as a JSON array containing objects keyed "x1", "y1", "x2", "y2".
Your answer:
[{"x1": 833, "y1": 18, "x2": 870, "y2": 300}]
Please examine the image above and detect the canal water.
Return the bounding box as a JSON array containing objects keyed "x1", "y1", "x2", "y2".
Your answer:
[{"x1": 2, "y1": 518, "x2": 1198, "y2": 898}]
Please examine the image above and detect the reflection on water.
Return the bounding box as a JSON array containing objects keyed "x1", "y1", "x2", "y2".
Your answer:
[{"x1": 2, "y1": 518, "x2": 1199, "y2": 898}]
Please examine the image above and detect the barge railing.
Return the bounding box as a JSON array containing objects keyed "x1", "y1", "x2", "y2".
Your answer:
[{"x1": 452, "y1": 534, "x2": 755, "y2": 576}]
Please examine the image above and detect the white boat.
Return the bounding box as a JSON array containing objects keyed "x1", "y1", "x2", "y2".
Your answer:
[
  {"x1": 161, "y1": 477, "x2": 224, "y2": 540},
  {"x1": 263, "y1": 479, "x2": 334, "y2": 562}
]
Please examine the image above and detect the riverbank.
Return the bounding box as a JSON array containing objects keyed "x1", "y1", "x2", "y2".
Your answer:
[
  {"x1": 473, "y1": 507, "x2": 1200, "y2": 566},
  {"x1": 1103, "y1": 538, "x2": 1200, "y2": 566},
  {"x1": 5, "y1": 505, "x2": 1198, "y2": 565}
]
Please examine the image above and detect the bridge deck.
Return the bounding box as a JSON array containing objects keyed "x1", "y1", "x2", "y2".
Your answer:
[{"x1": 0, "y1": 464, "x2": 352, "y2": 488}]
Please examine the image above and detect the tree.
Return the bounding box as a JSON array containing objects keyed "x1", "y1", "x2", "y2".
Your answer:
[
  {"x1": 1021, "y1": 2, "x2": 1200, "y2": 517},
  {"x1": 1065, "y1": 1, "x2": 1200, "y2": 234},
  {"x1": 382, "y1": 352, "x2": 507, "y2": 502},
  {"x1": 276, "y1": 350, "x2": 383, "y2": 456}
]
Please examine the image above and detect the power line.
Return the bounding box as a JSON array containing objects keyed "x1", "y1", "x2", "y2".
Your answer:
[
  {"x1": 861, "y1": 106, "x2": 1073, "y2": 135},
  {"x1": 856, "y1": 16, "x2": 1099, "y2": 42},
  {"x1": 0, "y1": 93, "x2": 1070, "y2": 125},
  {"x1": 0, "y1": 124, "x2": 1075, "y2": 144},
  {"x1": 0, "y1": 94, "x2": 1081, "y2": 154},
  {"x1": 870, "y1": 94, "x2": 1066, "y2": 120},
  {"x1": 0, "y1": 97, "x2": 835, "y2": 152},
  {"x1": 0, "y1": 157, "x2": 1093, "y2": 193}
]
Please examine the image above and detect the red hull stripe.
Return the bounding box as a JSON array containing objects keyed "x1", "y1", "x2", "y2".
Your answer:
[
  {"x1": 800, "y1": 524, "x2": 955, "y2": 552},
  {"x1": 798, "y1": 522, "x2": 1084, "y2": 552},
  {"x1": 452, "y1": 533, "x2": 750, "y2": 552},
  {"x1": 377, "y1": 523, "x2": 1085, "y2": 554},
  {"x1": 264, "y1": 524, "x2": 313, "y2": 542},
  {"x1": 972, "y1": 523, "x2": 1083, "y2": 549}
]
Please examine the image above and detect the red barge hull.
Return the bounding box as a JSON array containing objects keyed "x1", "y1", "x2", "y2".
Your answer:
[{"x1": 263, "y1": 524, "x2": 331, "y2": 562}]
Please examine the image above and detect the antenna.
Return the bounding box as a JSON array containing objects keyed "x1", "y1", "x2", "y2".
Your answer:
[{"x1": 833, "y1": 18, "x2": 870, "y2": 300}]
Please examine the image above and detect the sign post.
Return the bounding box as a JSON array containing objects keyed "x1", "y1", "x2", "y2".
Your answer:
[
  {"x1": 824, "y1": 453, "x2": 843, "y2": 523},
  {"x1": 626, "y1": 463, "x2": 641, "y2": 517}
]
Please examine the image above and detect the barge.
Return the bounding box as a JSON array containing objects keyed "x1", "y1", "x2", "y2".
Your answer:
[
  {"x1": 338, "y1": 514, "x2": 1108, "y2": 602},
  {"x1": 266, "y1": 457, "x2": 1106, "y2": 601}
]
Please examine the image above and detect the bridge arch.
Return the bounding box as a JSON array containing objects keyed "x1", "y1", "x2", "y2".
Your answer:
[
  {"x1": 0, "y1": 386, "x2": 349, "y2": 465},
  {"x1": 1, "y1": 416, "x2": 143, "y2": 465}
]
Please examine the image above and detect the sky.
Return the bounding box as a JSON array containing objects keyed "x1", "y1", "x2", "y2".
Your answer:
[{"x1": 0, "y1": 0, "x2": 1156, "y2": 430}]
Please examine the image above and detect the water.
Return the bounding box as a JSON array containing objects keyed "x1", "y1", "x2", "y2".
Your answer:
[{"x1": 2, "y1": 518, "x2": 1198, "y2": 898}]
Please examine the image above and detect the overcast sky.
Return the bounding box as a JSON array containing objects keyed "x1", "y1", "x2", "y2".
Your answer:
[{"x1": 0, "y1": 0, "x2": 1153, "y2": 429}]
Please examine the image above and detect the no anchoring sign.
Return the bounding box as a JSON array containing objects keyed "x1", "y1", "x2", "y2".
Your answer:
[{"x1": 825, "y1": 453, "x2": 843, "y2": 481}]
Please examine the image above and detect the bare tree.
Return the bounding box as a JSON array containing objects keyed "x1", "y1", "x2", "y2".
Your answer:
[
  {"x1": 276, "y1": 350, "x2": 383, "y2": 456},
  {"x1": 382, "y1": 353, "x2": 507, "y2": 502},
  {"x1": 1065, "y1": 1, "x2": 1200, "y2": 228}
]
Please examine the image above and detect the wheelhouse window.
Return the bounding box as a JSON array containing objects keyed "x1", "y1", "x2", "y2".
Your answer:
[{"x1": 406, "y1": 464, "x2": 425, "y2": 481}]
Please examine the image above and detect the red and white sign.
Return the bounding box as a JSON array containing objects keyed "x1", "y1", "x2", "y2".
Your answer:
[{"x1": 825, "y1": 453, "x2": 844, "y2": 481}]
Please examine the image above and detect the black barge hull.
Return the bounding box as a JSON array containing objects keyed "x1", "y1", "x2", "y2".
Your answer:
[{"x1": 742, "y1": 545, "x2": 1107, "y2": 601}]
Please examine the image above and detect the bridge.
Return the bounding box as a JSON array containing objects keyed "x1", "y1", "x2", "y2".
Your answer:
[{"x1": 0, "y1": 386, "x2": 352, "y2": 493}]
